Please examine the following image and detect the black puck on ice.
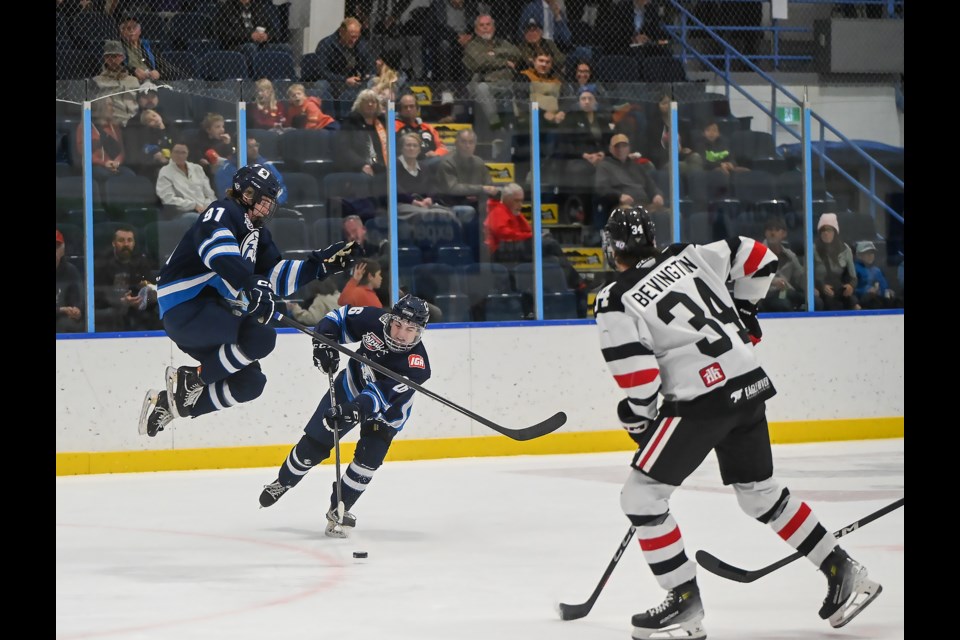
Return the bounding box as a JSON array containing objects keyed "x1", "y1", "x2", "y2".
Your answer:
[{"x1": 352, "y1": 551, "x2": 368, "y2": 559}]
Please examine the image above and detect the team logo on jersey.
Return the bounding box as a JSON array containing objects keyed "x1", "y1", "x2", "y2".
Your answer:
[
  {"x1": 362, "y1": 332, "x2": 386, "y2": 353},
  {"x1": 239, "y1": 229, "x2": 260, "y2": 264},
  {"x1": 408, "y1": 354, "x2": 425, "y2": 369},
  {"x1": 699, "y1": 363, "x2": 726, "y2": 387}
]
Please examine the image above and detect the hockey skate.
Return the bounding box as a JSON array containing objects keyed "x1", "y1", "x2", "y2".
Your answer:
[
  {"x1": 818, "y1": 548, "x2": 883, "y2": 628},
  {"x1": 259, "y1": 479, "x2": 292, "y2": 508},
  {"x1": 631, "y1": 579, "x2": 705, "y2": 640},
  {"x1": 325, "y1": 507, "x2": 357, "y2": 538},
  {"x1": 166, "y1": 366, "x2": 203, "y2": 419},
  {"x1": 138, "y1": 389, "x2": 175, "y2": 437}
]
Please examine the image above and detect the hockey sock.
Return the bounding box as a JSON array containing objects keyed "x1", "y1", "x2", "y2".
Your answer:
[
  {"x1": 278, "y1": 436, "x2": 330, "y2": 487},
  {"x1": 763, "y1": 493, "x2": 836, "y2": 568},
  {"x1": 334, "y1": 461, "x2": 376, "y2": 511},
  {"x1": 633, "y1": 513, "x2": 697, "y2": 590}
]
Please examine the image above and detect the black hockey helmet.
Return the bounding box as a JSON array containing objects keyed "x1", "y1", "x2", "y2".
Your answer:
[
  {"x1": 601, "y1": 205, "x2": 658, "y2": 269},
  {"x1": 232, "y1": 163, "x2": 282, "y2": 226},
  {"x1": 383, "y1": 294, "x2": 430, "y2": 352}
]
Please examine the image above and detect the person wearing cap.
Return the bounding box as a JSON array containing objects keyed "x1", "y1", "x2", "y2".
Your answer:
[
  {"x1": 518, "y1": 0, "x2": 571, "y2": 49},
  {"x1": 517, "y1": 17, "x2": 566, "y2": 72},
  {"x1": 760, "y1": 214, "x2": 806, "y2": 312},
  {"x1": 93, "y1": 40, "x2": 141, "y2": 127},
  {"x1": 853, "y1": 240, "x2": 899, "y2": 309},
  {"x1": 594, "y1": 132, "x2": 665, "y2": 228},
  {"x1": 118, "y1": 13, "x2": 161, "y2": 83},
  {"x1": 813, "y1": 212, "x2": 858, "y2": 311},
  {"x1": 56, "y1": 229, "x2": 85, "y2": 334}
]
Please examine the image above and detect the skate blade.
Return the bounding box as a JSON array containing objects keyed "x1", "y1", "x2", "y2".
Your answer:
[
  {"x1": 165, "y1": 366, "x2": 181, "y2": 419},
  {"x1": 830, "y1": 582, "x2": 883, "y2": 628},
  {"x1": 324, "y1": 524, "x2": 349, "y2": 539},
  {"x1": 138, "y1": 390, "x2": 159, "y2": 436},
  {"x1": 632, "y1": 621, "x2": 706, "y2": 640}
]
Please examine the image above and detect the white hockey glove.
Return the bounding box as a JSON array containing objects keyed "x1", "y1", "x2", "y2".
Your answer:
[{"x1": 617, "y1": 398, "x2": 653, "y2": 447}]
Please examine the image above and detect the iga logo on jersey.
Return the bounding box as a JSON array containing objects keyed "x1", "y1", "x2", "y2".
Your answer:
[
  {"x1": 408, "y1": 354, "x2": 425, "y2": 369},
  {"x1": 699, "y1": 363, "x2": 725, "y2": 387},
  {"x1": 362, "y1": 332, "x2": 386, "y2": 352}
]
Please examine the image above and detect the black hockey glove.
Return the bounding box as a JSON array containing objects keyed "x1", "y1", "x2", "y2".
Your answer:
[
  {"x1": 243, "y1": 274, "x2": 280, "y2": 324},
  {"x1": 312, "y1": 336, "x2": 340, "y2": 374},
  {"x1": 324, "y1": 402, "x2": 364, "y2": 431},
  {"x1": 734, "y1": 299, "x2": 762, "y2": 345},
  {"x1": 617, "y1": 398, "x2": 653, "y2": 447},
  {"x1": 311, "y1": 241, "x2": 363, "y2": 277}
]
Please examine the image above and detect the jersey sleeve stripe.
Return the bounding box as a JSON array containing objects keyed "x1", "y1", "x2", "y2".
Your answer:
[
  {"x1": 742, "y1": 240, "x2": 769, "y2": 276},
  {"x1": 614, "y1": 369, "x2": 660, "y2": 388},
  {"x1": 603, "y1": 342, "x2": 655, "y2": 360},
  {"x1": 201, "y1": 244, "x2": 241, "y2": 269}
]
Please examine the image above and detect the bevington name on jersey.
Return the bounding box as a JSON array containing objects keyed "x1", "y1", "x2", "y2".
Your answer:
[{"x1": 631, "y1": 256, "x2": 699, "y2": 307}]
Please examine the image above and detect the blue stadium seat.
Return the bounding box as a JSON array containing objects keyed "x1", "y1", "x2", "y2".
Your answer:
[{"x1": 199, "y1": 51, "x2": 248, "y2": 81}]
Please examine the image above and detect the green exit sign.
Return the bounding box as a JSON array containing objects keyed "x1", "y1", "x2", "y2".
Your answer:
[{"x1": 777, "y1": 106, "x2": 801, "y2": 124}]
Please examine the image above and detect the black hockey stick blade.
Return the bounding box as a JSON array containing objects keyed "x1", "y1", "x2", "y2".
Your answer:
[
  {"x1": 696, "y1": 497, "x2": 904, "y2": 583},
  {"x1": 558, "y1": 525, "x2": 636, "y2": 621},
  {"x1": 274, "y1": 313, "x2": 567, "y2": 441}
]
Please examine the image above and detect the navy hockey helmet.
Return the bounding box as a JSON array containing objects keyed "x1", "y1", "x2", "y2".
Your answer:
[
  {"x1": 383, "y1": 294, "x2": 430, "y2": 352},
  {"x1": 601, "y1": 205, "x2": 657, "y2": 269},
  {"x1": 232, "y1": 163, "x2": 282, "y2": 226}
]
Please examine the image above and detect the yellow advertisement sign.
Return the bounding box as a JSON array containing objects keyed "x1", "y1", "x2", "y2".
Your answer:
[
  {"x1": 521, "y1": 203, "x2": 559, "y2": 225},
  {"x1": 562, "y1": 246, "x2": 606, "y2": 271},
  {"x1": 408, "y1": 85, "x2": 433, "y2": 105},
  {"x1": 433, "y1": 123, "x2": 472, "y2": 145},
  {"x1": 485, "y1": 162, "x2": 515, "y2": 183}
]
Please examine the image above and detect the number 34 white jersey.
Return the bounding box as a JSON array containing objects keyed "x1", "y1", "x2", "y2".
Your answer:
[{"x1": 594, "y1": 237, "x2": 779, "y2": 422}]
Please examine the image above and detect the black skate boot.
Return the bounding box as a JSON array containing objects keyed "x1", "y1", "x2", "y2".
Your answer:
[
  {"x1": 325, "y1": 507, "x2": 357, "y2": 538},
  {"x1": 166, "y1": 366, "x2": 203, "y2": 419},
  {"x1": 259, "y1": 480, "x2": 293, "y2": 508},
  {"x1": 631, "y1": 579, "x2": 705, "y2": 640},
  {"x1": 818, "y1": 547, "x2": 883, "y2": 628},
  {"x1": 138, "y1": 389, "x2": 175, "y2": 437}
]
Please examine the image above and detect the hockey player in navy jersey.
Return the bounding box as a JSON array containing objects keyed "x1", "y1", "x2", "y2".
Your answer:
[
  {"x1": 138, "y1": 163, "x2": 361, "y2": 437},
  {"x1": 258, "y1": 294, "x2": 431, "y2": 538},
  {"x1": 594, "y1": 206, "x2": 882, "y2": 639}
]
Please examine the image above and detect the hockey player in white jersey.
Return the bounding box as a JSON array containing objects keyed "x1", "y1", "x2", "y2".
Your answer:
[{"x1": 594, "y1": 206, "x2": 882, "y2": 640}]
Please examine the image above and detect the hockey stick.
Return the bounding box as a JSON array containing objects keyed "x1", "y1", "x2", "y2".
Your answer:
[
  {"x1": 272, "y1": 312, "x2": 567, "y2": 441},
  {"x1": 326, "y1": 367, "x2": 345, "y2": 525},
  {"x1": 695, "y1": 497, "x2": 904, "y2": 583},
  {"x1": 557, "y1": 525, "x2": 637, "y2": 621}
]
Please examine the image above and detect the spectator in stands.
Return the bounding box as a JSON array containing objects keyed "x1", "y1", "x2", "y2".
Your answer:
[
  {"x1": 368, "y1": 49, "x2": 409, "y2": 104},
  {"x1": 155, "y1": 141, "x2": 216, "y2": 219},
  {"x1": 395, "y1": 93, "x2": 449, "y2": 169},
  {"x1": 314, "y1": 17, "x2": 375, "y2": 106},
  {"x1": 93, "y1": 40, "x2": 141, "y2": 127},
  {"x1": 518, "y1": 0, "x2": 572, "y2": 50},
  {"x1": 215, "y1": 137, "x2": 288, "y2": 204},
  {"x1": 188, "y1": 112, "x2": 233, "y2": 180},
  {"x1": 93, "y1": 224, "x2": 160, "y2": 332},
  {"x1": 339, "y1": 89, "x2": 389, "y2": 176},
  {"x1": 563, "y1": 60, "x2": 606, "y2": 108},
  {"x1": 641, "y1": 91, "x2": 701, "y2": 173},
  {"x1": 249, "y1": 78, "x2": 288, "y2": 130},
  {"x1": 759, "y1": 214, "x2": 805, "y2": 312},
  {"x1": 597, "y1": 0, "x2": 670, "y2": 55},
  {"x1": 117, "y1": 13, "x2": 161, "y2": 83},
  {"x1": 284, "y1": 83, "x2": 339, "y2": 130},
  {"x1": 435, "y1": 128, "x2": 500, "y2": 207},
  {"x1": 423, "y1": 0, "x2": 477, "y2": 82},
  {"x1": 696, "y1": 118, "x2": 744, "y2": 176},
  {"x1": 285, "y1": 277, "x2": 342, "y2": 325},
  {"x1": 215, "y1": 0, "x2": 283, "y2": 64},
  {"x1": 338, "y1": 258, "x2": 385, "y2": 307},
  {"x1": 595, "y1": 133, "x2": 666, "y2": 225},
  {"x1": 813, "y1": 212, "x2": 858, "y2": 311},
  {"x1": 78, "y1": 99, "x2": 136, "y2": 181},
  {"x1": 463, "y1": 14, "x2": 522, "y2": 137},
  {"x1": 559, "y1": 86, "x2": 614, "y2": 225},
  {"x1": 56, "y1": 229, "x2": 85, "y2": 334},
  {"x1": 519, "y1": 51, "x2": 565, "y2": 125},
  {"x1": 129, "y1": 82, "x2": 164, "y2": 123},
  {"x1": 397, "y1": 132, "x2": 461, "y2": 225},
  {"x1": 517, "y1": 17, "x2": 566, "y2": 73},
  {"x1": 343, "y1": 214, "x2": 390, "y2": 304},
  {"x1": 854, "y1": 241, "x2": 900, "y2": 309},
  {"x1": 128, "y1": 108, "x2": 175, "y2": 180}
]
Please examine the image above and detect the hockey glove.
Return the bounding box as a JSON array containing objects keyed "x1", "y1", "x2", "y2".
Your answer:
[
  {"x1": 243, "y1": 274, "x2": 280, "y2": 324},
  {"x1": 324, "y1": 402, "x2": 364, "y2": 431},
  {"x1": 617, "y1": 398, "x2": 653, "y2": 447},
  {"x1": 734, "y1": 299, "x2": 762, "y2": 345},
  {"x1": 312, "y1": 241, "x2": 363, "y2": 277},
  {"x1": 312, "y1": 336, "x2": 340, "y2": 374}
]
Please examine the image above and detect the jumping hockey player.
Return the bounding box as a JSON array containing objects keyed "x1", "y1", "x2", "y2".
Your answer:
[
  {"x1": 593, "y1": 205, "x2": 882, "y2": 639},
  {"x1": 259, "y1": 294, "x2": 432, "y2": 538}
]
